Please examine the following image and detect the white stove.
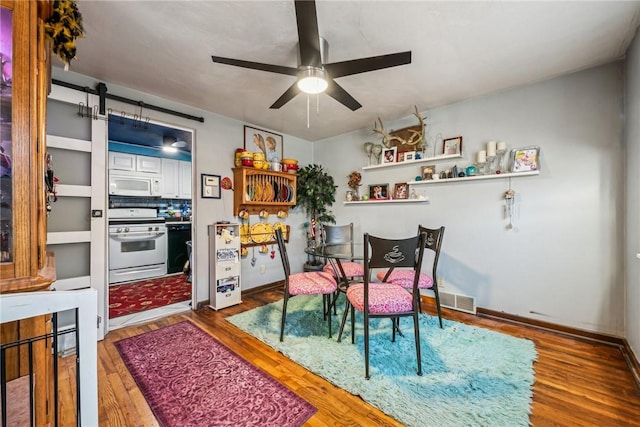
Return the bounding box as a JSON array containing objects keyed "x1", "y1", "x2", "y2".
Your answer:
[{"x1": 108, "y1": 208, "x2": 167, "y2": 284}]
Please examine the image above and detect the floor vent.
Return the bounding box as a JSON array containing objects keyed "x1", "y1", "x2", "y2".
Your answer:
[{"x1": 440, "y1": 291, "x2": 476, "y2": 314}]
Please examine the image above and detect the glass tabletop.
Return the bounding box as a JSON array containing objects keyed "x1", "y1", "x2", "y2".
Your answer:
[{"x1": 304, "y1": 243, "x2": 364, "y2": 261}]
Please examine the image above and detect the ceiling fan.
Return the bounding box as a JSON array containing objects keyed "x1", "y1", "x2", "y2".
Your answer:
[{"x1": 211, "y1": 0, "x2": 411, "y2": 111}]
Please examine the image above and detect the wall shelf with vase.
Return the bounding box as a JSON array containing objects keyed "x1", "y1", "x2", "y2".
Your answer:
[
  {"x1": 362, "y1": 153, "x2": 462, "y2": 171},
  {"x1": 406, "y1": 170, "x2": 539, "y2": 185},
  {"x1": 344, "y1": 198, "x2": 429, "y2": 205}
]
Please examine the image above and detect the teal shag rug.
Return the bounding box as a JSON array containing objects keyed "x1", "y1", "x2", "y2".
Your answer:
[{"x1": 227, "y1": 295, "x2": 537, "y2": 427}]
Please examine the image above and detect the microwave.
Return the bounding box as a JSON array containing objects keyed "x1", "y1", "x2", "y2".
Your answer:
[{"x1": 109, "y1": 171, "x2": 162, "y2": 197}]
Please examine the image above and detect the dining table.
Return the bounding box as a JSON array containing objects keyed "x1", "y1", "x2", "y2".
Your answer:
[{"x1": 304, "y1": 243, "x2": 365, "y2": 292}]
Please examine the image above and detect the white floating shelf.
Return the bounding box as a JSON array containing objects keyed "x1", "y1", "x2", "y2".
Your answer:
[
  {"x1": 344, "y1": 198, "x2": 429, "y2": 205},
  {"x1": 406, "y1": 170, "x2": 539, "y2": 185},
  {"x1": 362, "y1": 153, "x2": 463, "y2": 171}
]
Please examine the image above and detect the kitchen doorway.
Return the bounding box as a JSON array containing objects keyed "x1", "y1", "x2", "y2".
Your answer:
[{"x1": 106, "y1": 116, "x2": 196, "y2": 330}]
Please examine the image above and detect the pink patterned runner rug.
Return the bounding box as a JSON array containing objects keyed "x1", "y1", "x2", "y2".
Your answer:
[{"x1": 115, "y1": 321, "x2": 316, "y2": 426}]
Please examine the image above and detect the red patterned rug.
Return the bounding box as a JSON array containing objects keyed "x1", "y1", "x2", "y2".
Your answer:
[
  {"x1": 115, "y1": 321, "x2": 316, "y2": 427},
  {"x1": 109, "y1": 275, "x2": 191, "y2": 319}
]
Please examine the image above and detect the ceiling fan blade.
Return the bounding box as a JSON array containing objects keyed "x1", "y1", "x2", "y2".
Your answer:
[
  {"x1": 325, "y1": 80, "x2": 362, "y2": 111},
  {"x1": 294, "y1": 0, "x2": 322, "y2": 66},
  {"x1": 324, "y1": 51, "x2": 412, "y2": 78},
  {"x1": 270, "y1": 82, "x2": 301, "y2": 109},
  {"x1": 212, "y1": 56, "x2": 298, "y2": 76}
]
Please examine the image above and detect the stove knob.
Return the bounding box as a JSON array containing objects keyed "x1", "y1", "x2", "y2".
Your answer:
[
  {"x1": 124, "y1": 227, "x2": 130, "y2": 233},
  {"x1": 116, "y1": 228, "x2": 123, "y2": 233},
  {"x1": 155, "y1": 226, "x2": 160, "y2": 231},
  {"x1": 148, "y1": 227, "x2": 153, "y2": 231}
]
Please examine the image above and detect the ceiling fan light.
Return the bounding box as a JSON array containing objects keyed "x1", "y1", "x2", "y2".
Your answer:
[{"x1": 297, "y1": 67, "x2": 328, "y2": 94}]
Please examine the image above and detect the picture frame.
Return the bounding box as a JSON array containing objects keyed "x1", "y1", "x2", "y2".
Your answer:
[
  {"x1": 393, "y1": 183, "x2": 409, "y2": 200},
  {"x1": 442, "y1": 136, "x2": 463, "y2": 156},
  {"x1": 509, "y1": 146, "x2": 541, "y2": 172},
  {"x1": 403, "y1": 151, "x2": 416, "y2": 162},
  {"x1": 382, "y1": 146, "x2": 397, "y2": 164},
  {"x1": 244, "y1": 125, "x2": 283, "y2": 162},
  {"x1": 422, "y1": 165, "x2": 436, "y2": 180},
  {"x1": 369, "y1": 183, "x2": 389, "y2": 200},
  {"x1": 201, "y1": 173, "x2": 221, "y2": 199}
]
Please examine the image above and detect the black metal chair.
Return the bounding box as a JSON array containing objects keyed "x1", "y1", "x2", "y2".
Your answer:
[
  {"x1": 338, "y1": 232, "x2": 427, "y2": 379},
  {"x1": 321, "y1": 223, "x2": 365, "y2": 281},
  {"x1": 377, "y1": 225, "x2": 445, "y2": 328},
  {"x1": 275, "y1": 228, "x2": 338, "y2": 342}
]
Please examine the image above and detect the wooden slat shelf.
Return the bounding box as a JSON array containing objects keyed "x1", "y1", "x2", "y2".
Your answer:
[{"x1": 232, "y1": 167, "x2": 297, "y2": 216}]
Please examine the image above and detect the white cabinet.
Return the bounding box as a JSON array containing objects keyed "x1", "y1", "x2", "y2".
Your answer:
[
  {"x1": 108, "y1": 152, "x2": 136, "y2": 171},
  {"x1": 179, "y1": 161, "x2": 192, "y2": 198},
  {"x1": 209, "y1": 223, "x2": 242, "y2": 310},
  {"x1": 161, "y1": 158, "x2": 192, "y2": 199},
  {"x1": 137, "y1": 155, "x2": 162, "y2": 174},
  {"x1": 109, "y1": 152, "x2": 162, "y2": 174}
]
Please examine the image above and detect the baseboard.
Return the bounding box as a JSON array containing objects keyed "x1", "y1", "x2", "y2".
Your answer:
[
  {"x1": 475, "y1": 307, "x2": 640, "y2": 388},
  {"x1": 196, "y1": 280, "x2": 284, "y2": 310}
]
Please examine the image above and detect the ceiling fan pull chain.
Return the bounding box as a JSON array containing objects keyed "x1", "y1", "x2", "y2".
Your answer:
[
  {"x1": 307, "y1": 95, "x2": 310, "y2": 128},
  {"x1": 316, "y1": 93, "x2": 320, "y2": 114}
]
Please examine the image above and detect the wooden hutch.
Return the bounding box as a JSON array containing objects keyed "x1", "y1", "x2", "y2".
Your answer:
[{"x1": 0, "y1": 0, "x2": 55, "y2": 425}]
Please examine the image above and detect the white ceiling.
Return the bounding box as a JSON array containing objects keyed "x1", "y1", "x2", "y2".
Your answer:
[{"x1": 65, "y1": 1, "x2": 640, "y2": 141}]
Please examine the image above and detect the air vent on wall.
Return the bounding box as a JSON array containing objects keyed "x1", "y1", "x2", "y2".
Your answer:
[{"x1": 439, "y1": 291, "x2": 476, "y2": 314}]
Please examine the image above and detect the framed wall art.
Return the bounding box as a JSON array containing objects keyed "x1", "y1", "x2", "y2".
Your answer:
[
  {"x1": 382, "y1": 147, "x2": 397, "y2": 164},
  {"x1": 510, "y1": 146, "x2": 540, "y2": 172},
  {"x1": 201, "y1": 174, "x2": 221, "y2": 199},
  {"x1": 369, "y1": 183, "x2": 389, "y2": 200},
  {"x1": 442, "y1": 136, "x2": 463, "y2": 155},
  {"x1": 393, "y1": 183, "x2": 409, "y2": 199},
  {"x1": 403, "y1": 151, "x2": 416, "y2": 162},
  {"x1": 422, "y1": 165, "x2": 436, "y2": 180},
  {"x1": 244, "y1": 125, "x2": 283, "y2": 162}
]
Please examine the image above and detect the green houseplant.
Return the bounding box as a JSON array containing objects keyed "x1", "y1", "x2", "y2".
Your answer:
[{"x1": 295, "y1": 164, "x2": 337, "y2": 269}]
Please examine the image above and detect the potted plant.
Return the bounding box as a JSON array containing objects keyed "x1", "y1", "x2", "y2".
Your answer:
[{"x1": 295, "y1": 164, "x2": 337, "y2": 270}]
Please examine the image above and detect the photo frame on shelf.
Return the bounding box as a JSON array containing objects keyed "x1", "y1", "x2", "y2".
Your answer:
[
  {"x1": 442, "y1": 136, "x2": 463, "y2": 155},
  {"x1": 201, "y1": 174, "x2": 221, "y2": 199},
  {"x1": 382, "y1": 147, "x2": 397, "y2": 164},
  {"x1": 369, "y1": 183, "x2": 389, "y2": 200},
  {"x1": 403, "y1": 151, "x2": 416, "y2": 162},
  {"x1": 393, "y1": 183, "x2": 409, "y2": 199},
  {"x1": 509, "y1": 146, "x2": 540, "y2": 172},
  {"x1": 422, "y1": 165, "x2": 436, "y2": 180},
  {"x1": 244, "y1": 125, "x2": 283, "y2": 162}
]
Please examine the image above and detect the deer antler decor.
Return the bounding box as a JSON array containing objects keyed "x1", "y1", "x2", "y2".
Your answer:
[{"x1": 373, "y1": 106, "x2": 426, "y2": 148}]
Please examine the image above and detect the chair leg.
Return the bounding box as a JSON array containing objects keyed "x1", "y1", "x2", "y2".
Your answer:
[
  {"x1": 413, "y1": 312, "x2": 422, "y2": 376},
  {"x1": 337, "y1": 298, "x2": 351, "y2": 343},
  {"x1": 325, "y1": 294, "x2": 332, "y2": 338},
  {"x1": 433, "y1": 286, "x2": 443, "y2": 328},
  {"x1": 350, "y1": 304, "x2": 355, "y2": 344},
  {"x1": 364, "y1": 314, "x2": 370, "y2": 380},
  {"x1": 280, "y1": 294, "x2": 289, "y2": 342}
]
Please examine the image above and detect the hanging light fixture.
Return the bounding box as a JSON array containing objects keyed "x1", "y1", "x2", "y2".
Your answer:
[
  {"x1": 297, "y1": 66, "x2": 328, "y2": 94},
  {"x1": 162, "y1": 135, "x2": 178, "y2": 153}
]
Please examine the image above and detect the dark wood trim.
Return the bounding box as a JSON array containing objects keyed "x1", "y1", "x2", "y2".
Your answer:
[
  {"x1": 196, "y1": 281, "x2": 284, "y2": 310},
  {"x1": 476, "y1": 306, "x2": 640, "y2": 388}
]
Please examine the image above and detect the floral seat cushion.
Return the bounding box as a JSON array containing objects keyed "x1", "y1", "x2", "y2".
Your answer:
[
  {"x1": 376, "y1": 270, "x2": 433, "y2": 289},
  {"x1": 323, "y1": 262, "x2": 365, "y2": 278},
  {"x1": 346, "y1": 282, "x2": 413, "y2": 314},
  {"x1": 289, "y1": 271, "x2": 337, "y2": 296}
]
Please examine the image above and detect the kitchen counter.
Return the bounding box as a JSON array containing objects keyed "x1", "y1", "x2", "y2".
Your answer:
[{"x1": 164, "y1": 218, "x2": 192, "y2": 224}]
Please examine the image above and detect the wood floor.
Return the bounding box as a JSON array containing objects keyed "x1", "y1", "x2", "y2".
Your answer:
[{"x1": 59, "y1": 286, "x2": 640, "y2": 426}]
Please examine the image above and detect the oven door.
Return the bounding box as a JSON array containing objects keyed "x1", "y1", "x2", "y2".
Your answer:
[{"x1": 109, "y1": 226, "x2": 167, "y2": 270}]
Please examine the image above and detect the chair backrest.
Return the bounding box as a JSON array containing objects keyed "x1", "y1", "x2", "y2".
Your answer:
[
  {"x1": 365, "y1": 233, "x2": 427, "y2": 293},
  {"x1": 417, "y1": 225, "x2": 445, "y2": 280},
  {"x1": 322, "y1": 223, "x2": 355, "y2": 261},
  {"x1": 275, "y1": 228, "x2": 291, "y2": 278}
]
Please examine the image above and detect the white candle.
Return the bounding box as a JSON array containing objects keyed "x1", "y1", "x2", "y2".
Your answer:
[
  {"x1": 477, "y1": 150, "x2": 486, "y2": 163},
  {"x1": 487, "y1": 141, "x2": 496, "y2": 157},
  {"x1": 497, "y1": 141, "x2": 507, "y2": 152}
]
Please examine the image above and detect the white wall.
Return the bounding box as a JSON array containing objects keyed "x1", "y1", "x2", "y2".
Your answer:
[
  {"x1": 625, "y1": 28, "x2": 640, "y2": 359},
  {"x1": 314, "y1": 63, "x2": 626, "y2": 335},
  {"x1": 51, "y1": 69, "x2": 314, "y2": 307}
]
